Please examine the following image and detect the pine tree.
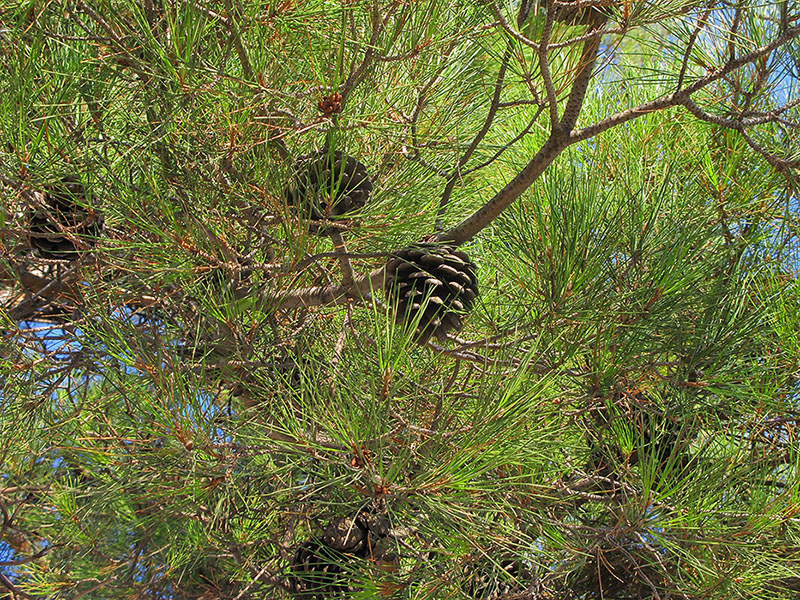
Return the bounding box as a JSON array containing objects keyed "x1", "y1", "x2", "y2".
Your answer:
[{"x1": 1, "y1": 1, "x2": 800, "y2": 598}]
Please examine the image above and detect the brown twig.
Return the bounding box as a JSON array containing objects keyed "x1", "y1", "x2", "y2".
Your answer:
[
  {"x1": 460, "y1": 107, "x2": 544, "y2": 177},
  {"x1": 571, "y1": 24, "x2": 800, "y2": 144},
  {"x1": 537, "y1": 2, "x2": 561, "y2": 129},
  {"x1": 438, "y1": 41, "x2": 514, "y2": 219},
  {"x1": 677, "y1": 7, "x2": 712, "y2": 90},
  {"x1": 0, "y1": 571, "x2": 38, "y2": 600},
  {"x1": 428, "y1": 21, "x2": 799, "y2": 248},
  {"x1": 329, "y1": 231, "x2": 355, "y2": 288},
  {"x1": 258, "y1": 266, "x2": 387, "y2": 311},
  {"x1": 682, "y1": 96, "x2": 800, "y2": 169},
  {"x1": 435, "y1": 26, "x2": 605, "y2": 246}
]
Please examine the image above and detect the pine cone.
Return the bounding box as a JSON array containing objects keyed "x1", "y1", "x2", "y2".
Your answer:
[
  {"x1": 289, "y1": 540, "x2": 352, "y2": 599},
  {"x1": 28, "y1": 178, "x2": 103, "y2": 259},
  {"x1": 322, "y1": 516, "x2": 370, "y2": 557},
  {"x1": 574, "y1": 538, "x2": 660, "y2": 599},
  {"x1": 286, "y1": 150, "x2": 372, "y2": 233},
  {"x1": 463, "y1": 557, "x2": 528, "y2": 600},
  {"x1": 322, "y1": 510, "x2": 396, "y2": 559},
  {"x1": 385, "y1": 245, "x2": 478, "y2": 344},
  {"x1": 291, "y1": 509, "x2": 401, "y2": 598}
]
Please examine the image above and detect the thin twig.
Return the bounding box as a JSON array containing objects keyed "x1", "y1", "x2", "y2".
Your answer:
[
  {"x1": 537, "y1": 2, "x2": 561, "y2": 130},
  {"x1": 0, "y1": 545, "x2": 55, "y2": 567},
  {"x1": 72, "y1": 577, "x2": 116, "y2": 600},
  {"x1": 461, "y1": 108, "x2": 543, "y2": 178},
  {"x1": 438, "y1": 41, "x2": 514, "y2": 220},
  {"x1": 291, "y1": 250, "x2": 390, "y2": 273},
  {"x1": 329, "y1": 231, "x2": 355, "y2": 288},
  {"x1": 330, "y1": 299, "x2": 353, "y2": 377},
  {"x1": 682, "y1": 96, "x2": 800, "y2": 170},
  {"x1": 491, "y1": 1, "x2": 540, "y2": 51},
  {"x1": 571, "y1": 24, "x2": 800, "y2": 144},
  {"x1": 340, "y1": 0, "x2": 389, "y2": 103},
  {"x1": 677, "y1": 8, "x2": 712, "y2": 91},
  {"x1": 223, "y1": 0, "x2": 254, "y2": 81},
  {"x1": 0, "y1": 571, "x2": 38, "y2": 600},
  {"x1": 75, "y1": 2, "x2": 149, "y2": 79},
  {"x1": 190, "y1": 1, "x2": 229, "y2": 24}
]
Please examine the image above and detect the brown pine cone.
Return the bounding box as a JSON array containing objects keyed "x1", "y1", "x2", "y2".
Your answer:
[{"x1": 385, "y1": 244, "x2": 479, "y2": 344}]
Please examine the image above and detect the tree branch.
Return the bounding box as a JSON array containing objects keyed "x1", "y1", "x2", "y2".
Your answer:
[
  {"x1": 438, "y1": 42, "x2": 514, "y2": 217},
  {"x1": 340, "y1": 0, "x2": 387, "y2": 104},
  {"x1": 537, "y1": 4, "x2": 561, "y2": 129},
  {"x1": 0, "y1": 571, "x2": 39, "y2": 600},
  {"x1": 436, "y1": 28, "x2": 605, "y2": 245},
  {"x1": 571, "y1": 23, "x2": 800, "y2": 144},
  {"x1": 559, "y1": 16, "x2": 606, "y2": 131},
  {"x1": 258, "y1": 266, "x2": 387, "y2": 311}
]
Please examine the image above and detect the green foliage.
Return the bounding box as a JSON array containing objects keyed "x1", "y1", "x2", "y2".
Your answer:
[{"x1": 1, "y1": 1, "x2": 799, "y2": 599}]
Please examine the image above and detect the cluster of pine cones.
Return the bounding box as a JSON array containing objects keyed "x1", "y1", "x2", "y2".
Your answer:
[
  {"x1": 23, "y1": 147, "x2": 481, "y2": 340},
  {"x1": 286, "y1": 149, "x2": 480, "y2": 344}
]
